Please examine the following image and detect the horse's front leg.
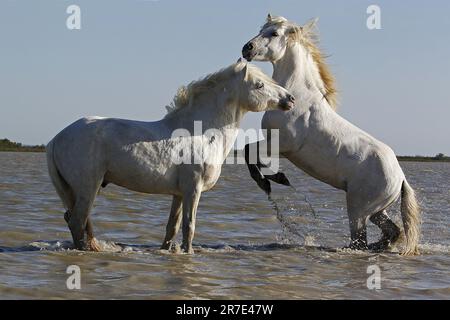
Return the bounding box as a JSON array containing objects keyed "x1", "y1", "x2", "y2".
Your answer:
[
  {"x1": 161, "y1": 195, "x2": 182, "y2": 250},
  {"x1": 181, "y1": 187, "x2": 202, "y2": 254},
  {"x1": 245, "y1": 141, "x2": 291, "y2": 195},
  {"x1": 244, "y1": 142, "x2": 272, "y2": 194},
  {"x1": 258, "y1": 137, "x2": 291, "y2": 187}
]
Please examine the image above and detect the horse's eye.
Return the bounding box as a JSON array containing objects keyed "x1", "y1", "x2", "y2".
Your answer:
[
  {"x1": 255, "y1": 82, "x2": 264, "y2": 89},
  {"x1": 272, "y1": 31, "x2": 279, "y2": 37}
]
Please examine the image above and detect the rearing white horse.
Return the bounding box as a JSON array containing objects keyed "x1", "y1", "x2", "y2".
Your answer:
[
  {"x1": 46, "y1": 60, "x2": 295, "y2": 254},
  {"x1": 242, "y1": 15, "x2": 421, "y2": 255}
]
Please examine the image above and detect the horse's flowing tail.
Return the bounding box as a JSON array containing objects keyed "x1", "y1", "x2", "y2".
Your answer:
[
  {"x1": 46, "y1": 139, "x2": 75, "y2": 212},
  {"x1": 400, "y1": 180, "x2": 421, "y2": 255}
]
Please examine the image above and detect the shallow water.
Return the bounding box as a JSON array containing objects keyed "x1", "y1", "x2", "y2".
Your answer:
[{"x1": 0, "y1": 152, "x2": 449, "y2": 299}]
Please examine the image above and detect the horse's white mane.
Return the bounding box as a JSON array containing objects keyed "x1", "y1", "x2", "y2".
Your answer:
[
  {"x1": 165, "y1": 62, "x2": 275, "y2": 117},
  {"x1": 262, "y1": 15, "x2": 338, "y2": 110}
]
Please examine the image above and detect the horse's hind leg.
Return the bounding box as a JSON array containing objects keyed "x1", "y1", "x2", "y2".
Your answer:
[
  {"x1": 86, "y1": 217, "x2": 102, "y2": 252},
  {"x1": 348, "y1": 215, "x2": 368, "y2": 250},
  {"x1": 64, "y1": 210, "x2": 71, "y2": 223},
  {"x1": 161, "y1": 195, "x2": 182, "y2": 250},
  {"x1": 368, "y1": 210, "x2": 401, "y2": 251},
  {"x1": 68, "y1": 193, "x2": 97, "y2": 250},
  {"x1": 64, "y1": 208, "x2": 99, "y2": 251}
]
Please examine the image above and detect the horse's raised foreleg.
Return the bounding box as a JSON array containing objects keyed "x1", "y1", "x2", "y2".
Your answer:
[
  {"x1": 368, "y1": 210, "x2": 401, "y2": 251},
  {"x1": 161, "y1": 195, "x2": 183, "y2": 250},
  {"x1": 244, "y1": 141, "x2": 291, "y2": 195},
  {"x1": 244, "y1": 142, "x2": 272, "y2": 194},
  {"x1": 181, "y1": 188, "x2": 202, "y2": 254}
]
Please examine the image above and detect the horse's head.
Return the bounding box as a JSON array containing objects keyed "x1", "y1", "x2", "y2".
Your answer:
[
  {"x1": 234, "y1": 59, "x2": 295, "y2": 112},
  {"x1": 242, "y1": 14, "x2": 318, "y2": 63}
]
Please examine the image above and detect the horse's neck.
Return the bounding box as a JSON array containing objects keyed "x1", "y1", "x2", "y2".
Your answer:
[
  {"x1": 164, "y1": 87, "x2": 244, "y2": 156},
  {"x1": 272, "y1": 44, "x2": 327, "y2": 111},
  {"x1": 190, "y1": 88, "x2": 243, "y2": 130},
  {"x1": 197, "y1": 92, "x2": 242, "y2": 157}
]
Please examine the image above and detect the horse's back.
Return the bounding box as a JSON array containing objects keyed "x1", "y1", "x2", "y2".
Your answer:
[{"x1": 49, "y1": 117, "x2": 182, "y2": 194}]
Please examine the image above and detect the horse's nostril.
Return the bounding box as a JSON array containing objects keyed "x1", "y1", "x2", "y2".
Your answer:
[
  {"x1": 289, "y1": 95, "x2": 295, "y2": 102},
  {"x1": 246, "y1": 42, "x2": 254, "y2": 51}
]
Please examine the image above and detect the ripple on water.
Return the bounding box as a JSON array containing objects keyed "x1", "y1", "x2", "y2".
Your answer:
[{"x1": 0, "y1": 153, "x2": 449, "y2": 299}]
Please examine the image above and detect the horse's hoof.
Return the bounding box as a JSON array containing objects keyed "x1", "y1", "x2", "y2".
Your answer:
[
  {"x1": 389, "y1": 231, "x2": 401, "y2": 245},
  {"x1": 160, "y1": 241, "x2": 172, "y2": 251},
  {"x1": 367, "y1": 243, "x2": 386, "y2": 252},
  {"x1": 73, "y1": 239, "x2": 85, "y2": 251},
  {"x1": 368, "y1": 239, "x2": 390, "y2": 252},
  {"x1": 347, "y1": 241, "x2": 368, "y2": 251},
  {"x1": 172, "y1": 243, "x2": 182, "y2": 254},
  {"x1": 369, "y1": 231, "x2": 402, "y2": 252},
  {"x1": 182, "y1": 246, "x2": 194, "y2": 255},
  {"x1": 267, "y1": 172, "x2": 291, "y2": 187}
]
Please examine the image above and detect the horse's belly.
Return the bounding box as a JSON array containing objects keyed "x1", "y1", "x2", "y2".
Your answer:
[
  {"x1": 105, "y1": 165, "x2": 177, "y2": 195},
  {"x1": 105, "y1": 148, "x2": 179, "y2": 195},
  {"x1": 287, "y1": 150, "x2": 345, "y2": 190}
]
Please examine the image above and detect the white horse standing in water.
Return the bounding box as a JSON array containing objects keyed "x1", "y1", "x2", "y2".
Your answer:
[
  {"x1": 46, "y1": 60, "x2": 295, "y2": 254},
  {"x1": 242, "y1": 15, "x2": 421, "y2": 255}
]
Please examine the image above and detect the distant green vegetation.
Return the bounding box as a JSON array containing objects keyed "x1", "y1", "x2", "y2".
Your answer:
[
  {"x1": 397, "y1": 153, "x2": 450, "y2": 162},
  {"x1": 0, "y1": 138, "x2": 45, "y2": 152}
]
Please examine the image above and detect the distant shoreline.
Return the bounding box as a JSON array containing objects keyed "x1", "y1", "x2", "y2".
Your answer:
[
  {"x1": 1, "y1": 140, "x2": 449, "y2": 162},
  {"x1": 0, "y1": 147, "x2": 46, "y2": 153},
  {"x1": 0, "y1": 148, "x2": 46, "y2": 153},
  {"x1": 0, "y1": 139, "x2": 45, "y2": 153},
  {"x1": 396, "y1": 156, "x2": 450, "y2": 163}
]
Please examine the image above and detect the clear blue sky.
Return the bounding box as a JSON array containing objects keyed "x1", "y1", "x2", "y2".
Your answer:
[{"x1": 1, "y1": 0, "x2": 449, "y2": 155}]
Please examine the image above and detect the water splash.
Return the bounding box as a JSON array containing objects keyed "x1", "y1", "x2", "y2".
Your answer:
[
  {"x1": 268, "y1": 188, "x2": 320, "y2": 246},
  {"x1": 22, "y1": 240, "x2": 133, "y2": 253},
  {"x1": 418, "y1": 243, "x2": 450, "y2": 254}
]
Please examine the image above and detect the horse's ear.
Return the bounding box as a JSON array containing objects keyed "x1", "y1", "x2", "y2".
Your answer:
[
  {"x1": 236, "y1": 58, "x2": 246, "y2": 71},
  {"x1": 303, "y1": 17, "x2": 319, "y2": 31},
  {"x1": 287, "y1": 25, "x2": 301, "y2": 35},
  {"x1": 234, "y1": 59, "x2": 248, "y2": 78},
  {"x1": 243, "y1": 64, "x2": 250, "y2": 81},
  {"x1": 267, "y1": 13, "x2": 273, "y2": 22}
]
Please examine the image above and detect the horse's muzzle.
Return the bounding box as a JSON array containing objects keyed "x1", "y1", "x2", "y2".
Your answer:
[
  {"x1": 279, "y1": 95, "x2": 295, "y2": 110},
  {"x1": 242, "y1": 42, "x2": 256, "y2": 61}
]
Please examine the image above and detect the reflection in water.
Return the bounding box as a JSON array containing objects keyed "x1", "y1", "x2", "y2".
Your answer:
[{"x1": 0, "y1": 152, "x2": 449, "y2": 299}]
